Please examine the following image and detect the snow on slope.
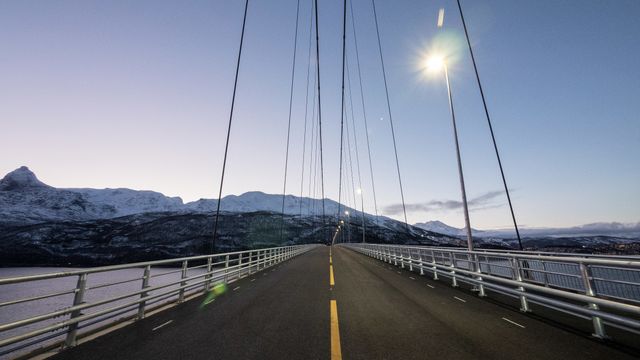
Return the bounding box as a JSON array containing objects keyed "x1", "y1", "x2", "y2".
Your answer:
[
  {"x1": 414, "y1": 219, "x2": 640, "y2": 239},
  {"x1": 413, "y1": 220, "x2": 486, "y2": 237},
  {"x1": 0, "y1": 167, "x2": 380, "y2": 226}
]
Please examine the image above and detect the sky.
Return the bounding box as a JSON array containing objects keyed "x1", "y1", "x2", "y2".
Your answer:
[{"x1": 1, "y1": 0, "x2": 639, "y2": 229}]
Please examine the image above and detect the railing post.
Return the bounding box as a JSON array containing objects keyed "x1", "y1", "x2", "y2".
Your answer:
[
  {"x1": 419, "y1": 249, "x2": 425, "y2": 276},
  {"x1": 204, "y1": 257, "x2": 213, "y2": 291},
  {"x1": 431, "y1": 250, "x2": 439, "y2": 280},
  {"x1": 449, "y1": 252, "x2": 458, "y2": 287},
  {"x1": 393, "y1": 248, "x2": 398, "y2": 266},
  {"x1": 400, "y1": 248, "x2": 406, "y2": 269},
  {"x1": 511, "y1": 257, "x2": 530, "y2": 312},
  {"x1": 474, "y1": 254, "x2": 486, "y2": 297},
  {"x1": 580, "y1": 263, "x2": 607, "y2": 339},
  {"x1": 238, "y1": 252, "x2": 243, "y2": 279},
  {"x1": 408, "y1": 248, "x2": 413, "y2": 271},
  {"x1": 178, "y1": 260, "x2": 188, "y2": 303},
  {"x1": 248, "y1": 251, "x2": 254, "y2": 274},
  {"x1": 138, "y1": 265, "x2": 151, "y2": 319},
  {"x1": 64, "y1": 273, "x2": 87, "y2": 348},
  {"x1": 224, "y1": 254, "x2": 230, "y2": 283}
]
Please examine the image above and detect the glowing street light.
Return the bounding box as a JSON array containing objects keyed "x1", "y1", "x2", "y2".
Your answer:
[{"x1": 425, "y1": 53, "x2": 474, "y2": 251}]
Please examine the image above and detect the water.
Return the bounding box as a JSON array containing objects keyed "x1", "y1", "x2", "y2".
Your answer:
[{"x1": 0, "y1": 266, "x2": 209, "y2": 359}]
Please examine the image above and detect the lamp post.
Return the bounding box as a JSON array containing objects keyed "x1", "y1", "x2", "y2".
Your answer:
[
  {"x1": 357, "y1": 188, "x2": 366, "y2": 243},
  {"x1": 344, "y1": 211, "x2": 351, "y2": 243},
  {"x1": 426, "y1": 56, "x2": 474, "y2": 251}
]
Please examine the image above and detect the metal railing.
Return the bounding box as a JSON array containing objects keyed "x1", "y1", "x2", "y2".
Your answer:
[
  {"x1": 342, "y1": 243, "x2": 640, "y2": 339},
  {"x1": 0, "y1": 245, "x2": 318, "y2": 358}
]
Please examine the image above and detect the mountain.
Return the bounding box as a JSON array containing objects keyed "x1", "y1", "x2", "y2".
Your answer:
[
  {"x1": 414, "y1": 219, "x2": 640, "y2": 239},
  {"x1": 0, "y1": 167, "x2": 369, "y2": 225},
  {"x1": 0, "y1": 167, "x2": 184, "y2": 224},
  {"x1": 413, "y1": 220, "x2": 486, "y2": 238},
  {"x1": 0, "y1": 211, "x2": 462, "y2": 266},
  {"x1": 0, "y1": 167, "x2": 465, "y2": 265}
]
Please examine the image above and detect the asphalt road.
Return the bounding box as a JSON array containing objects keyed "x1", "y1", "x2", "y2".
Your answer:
[{"x1": 52, "y1": 246, "x2": 639, "y2": 360}]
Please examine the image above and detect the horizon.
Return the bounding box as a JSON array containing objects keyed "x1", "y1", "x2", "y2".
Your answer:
[{"x1": 1, "y1": 1, "x2": 639, "y2": 229}]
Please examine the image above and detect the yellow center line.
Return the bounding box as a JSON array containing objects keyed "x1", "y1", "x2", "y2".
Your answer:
[
  {"x1": 330, "y1": 256, "x2": 332, "y2": 264},
  {"x1": 330, "y1": 300, "x2": 342, "y2": 360},
  {"x1": 329, "y1": 264, "x2": 335, "y2": 287}
]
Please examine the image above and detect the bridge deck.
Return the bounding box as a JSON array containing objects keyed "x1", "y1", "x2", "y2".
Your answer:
[{"x1": 52, "y1": 246, "x2": 638, "y2": 360}]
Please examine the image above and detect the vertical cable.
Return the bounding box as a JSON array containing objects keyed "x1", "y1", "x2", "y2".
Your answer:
[
  {"x1": 314, "y1": 0, "x2": 327, "y2": 243},
  {"x1": 280, "y1": 0, "x2": 302, "y2": 242},
  {"x1": 211, "y1": 0, "x2": 249, "y2": 254},
  {"x1": 337, "y1": 0, "x2": 348, "y2": 223},
  {"x1": 299, "y1": 0, "x2": 316, "y2": 220},
  {"x1": 350, "y1": 0, "x2": 380, "y2": 224},
  {"x1": 456, "y1": 0, "x2": 523, "y2": 249},
  {"x1": 371, "y1": 0, "x2": 409, "y2": 230}
]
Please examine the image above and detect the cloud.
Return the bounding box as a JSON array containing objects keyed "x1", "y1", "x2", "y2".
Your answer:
[{"x1": 383, "y1": 190, "x2": 507, "y2": 215}]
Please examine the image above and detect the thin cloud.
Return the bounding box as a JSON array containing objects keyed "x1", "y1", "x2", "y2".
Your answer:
[{"x1": 383, "y1": 190, "x2": 507, "y2": 215}]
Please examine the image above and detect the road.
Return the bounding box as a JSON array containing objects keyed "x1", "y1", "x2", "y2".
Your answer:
[{"x1": 52, "y1": 246, "x2": 639, "y2": 360}]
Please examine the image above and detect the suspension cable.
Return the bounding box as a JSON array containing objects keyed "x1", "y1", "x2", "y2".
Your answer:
[
  {"x1": 456, "y1": 0, "x2": 523, "y2": 250},
  {"x1": 350, "y1": 0, "x2": 379, "y2": 224},
  {"x1": 299, "y1": 0, "x2": 316, "y2": 220},
  {"x1": 314, "y1": 0, "x2": 327, "y2": 243},
  {"x1": 280, "y1": 0, "x2": 301, "y2": 242},
  {"x1": 337, "y1": 0, "x2": 348, "y2": 222},
  {"x1": 371, "y1": 0, "x2": 409, "y2": 230},
  {"x1": 211, "y1": 0, "x2": 249, "y2": 254}
]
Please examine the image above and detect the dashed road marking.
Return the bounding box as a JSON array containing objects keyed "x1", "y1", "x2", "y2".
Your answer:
[
  {"x1": 233, "y1": 286, "x2": 240, "y2": 291},
  {"x1": 454, "y1": 296, "x2": 467, "y2": 303},
  {"x1": 330, "y1": 300, "x2": 342, "y2": 360},
  {"x1": 426, "y1": 284, "x2": 435, "y2": 289},
  {"x1": 409, "y1": 277, "x2": 415, "y2": 280},
  {"x1": 502, "y1": 317, "x2": 526, "y2": 328},
  {"x1": 250, "y1": 278, "x2": 256, "y2": 282},
  {"x1": 152, "y1": 320, "x2": 173, "y2": 332},
  {"x1": 330, "y1": 265, "x2": 335, "y2": 287}
]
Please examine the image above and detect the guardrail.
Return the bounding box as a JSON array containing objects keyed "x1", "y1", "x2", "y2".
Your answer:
[
  {"x1": 0, "y1": 244, "x2": 318, "y2": 358},
  {"x1": 342, "y1": 243, "x2": 640, "y2": 339}
]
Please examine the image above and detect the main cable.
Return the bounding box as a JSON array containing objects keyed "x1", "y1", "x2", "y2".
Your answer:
[
  {"x1": 280, "y1": 0, "x2": 302, "y2": 242},
  {"x1": 212, "y1": 0, "x2": 249, "y2": 254},
  {"x1": 371, "y1": 0, "x2": 409, "y2": 230},
  {"x1": 456, "y1": 0, "x2": 523, "y2": 249}
]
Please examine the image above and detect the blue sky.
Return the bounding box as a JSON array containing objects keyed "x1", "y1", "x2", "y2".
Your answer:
[{"x1": 1, "y1": 0, "x2": 638, "y2": 229}]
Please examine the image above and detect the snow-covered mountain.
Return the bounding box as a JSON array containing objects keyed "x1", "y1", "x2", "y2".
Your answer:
[
  {"x1": 0, "y1": 167, "x2": 185, "y2": 223},
  {"x1": 413, "y1": 220, "x2": 486, "y2": 238},
  {"x1": 0, "y1": 167, "x2": 373, "y2": 225},
  {"x1": 414, "y1": 219, "x2": 640, "y2": 239}
]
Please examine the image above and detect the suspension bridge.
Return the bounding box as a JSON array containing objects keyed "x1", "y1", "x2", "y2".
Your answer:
[{"x1": 1, "y1": 0, "x2": 639, "y2": 359}]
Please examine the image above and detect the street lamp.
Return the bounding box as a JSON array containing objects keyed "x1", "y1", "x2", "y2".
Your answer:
[
  {"x1": 356, "y1": 188, "x2": 366, "y2": 243},
  {"x1": 425, "y1": 54, "x2": 474, "y2": 251}
]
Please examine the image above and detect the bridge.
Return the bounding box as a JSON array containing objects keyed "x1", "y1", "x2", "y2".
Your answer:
[
  {"x1": 1, "y1": 0, "x2": 639, "y2": 359},
  {"x1": 1, "y1": 244, "x2": 639, "y2": 359}
]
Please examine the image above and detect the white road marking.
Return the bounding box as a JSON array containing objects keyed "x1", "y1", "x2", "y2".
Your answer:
[
  {"x1": 397, "y1": 271, "x2": 401, "y2": 274},
  {"x1": 502, "y1": 317, "x2": 526, "y2": 328},
  {"x1": 426, "y1": 284, "x2": 435, "y2": 289},
  {"x1": 409, "y1": 277, "x2": 415, "y2": 280},
  {"x1": 152, "y1": 320, "x2": 173, "y2": 332},
  {"x1": 454, "y1": 296, "x2": 466, "y2": 303},
  {"x1": 250, "y1": 278, "x2": 256, "y2": 282},
  {"x1": 233, "y1": 286, "x2": 240, "y2": 291}
]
